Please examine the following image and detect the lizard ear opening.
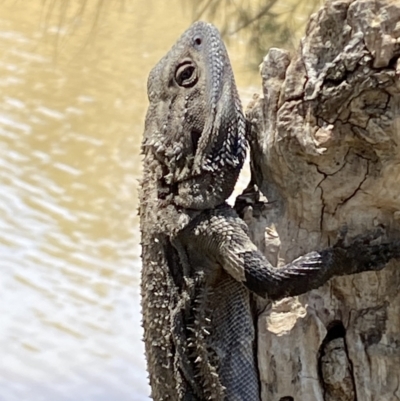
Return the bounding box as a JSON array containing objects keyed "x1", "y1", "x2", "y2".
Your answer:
[{"x1": 191, "y1": 129, "x2": 201, "y2": 154}]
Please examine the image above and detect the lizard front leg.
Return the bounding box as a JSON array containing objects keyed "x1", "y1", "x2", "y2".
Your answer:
[{"x1": 180, "y1": 204, "x2": 400, "y2": 301}]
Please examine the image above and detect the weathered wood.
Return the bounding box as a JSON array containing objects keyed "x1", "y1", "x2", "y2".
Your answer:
[{"x1": 246, "y1": 0, "x2": 400, "y2": 399}]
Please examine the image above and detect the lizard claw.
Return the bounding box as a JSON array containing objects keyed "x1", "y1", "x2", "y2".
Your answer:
[
  {"x1": 352, "y1": 227, "x2": 385, "y2": 245},
  {"x1": 334, "y1": 225, "x2": 348, "y2": 248},
  {"x1": 290, "y1": 251, "x2": 324, "y2": 271}
]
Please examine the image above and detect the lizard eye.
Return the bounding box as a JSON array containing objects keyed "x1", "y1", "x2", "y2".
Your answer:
[{"x1": 175, "y1": 61, "x2": 198, "y2": 88}]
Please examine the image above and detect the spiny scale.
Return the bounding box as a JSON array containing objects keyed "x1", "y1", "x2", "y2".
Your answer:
[{"x1": 141, "y1": 20, "x2": 248, "y2": 398}]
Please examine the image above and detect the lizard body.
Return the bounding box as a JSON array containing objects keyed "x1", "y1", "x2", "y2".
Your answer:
[{"x1": 140, "y1": 21, "x2": 400, "y2": 401}]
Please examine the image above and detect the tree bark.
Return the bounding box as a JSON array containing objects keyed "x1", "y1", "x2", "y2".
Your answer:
[{"x1": 244, "y1": 0, "x2": 400, "y2": 400}]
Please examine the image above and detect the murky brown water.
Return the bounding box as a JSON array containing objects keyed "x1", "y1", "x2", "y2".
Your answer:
[{"x1": 0, "y1": 1, "x2": 261, "y2": 400}]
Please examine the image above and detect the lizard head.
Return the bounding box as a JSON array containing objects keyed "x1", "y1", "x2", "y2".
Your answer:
[{"x1": 143, "y1": 21, "x2": 247, "y2": 210}]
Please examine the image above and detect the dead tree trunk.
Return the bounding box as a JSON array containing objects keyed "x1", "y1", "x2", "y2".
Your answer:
[{"x1": 244, "y1": 0, "x2": 400, "y2": 400}]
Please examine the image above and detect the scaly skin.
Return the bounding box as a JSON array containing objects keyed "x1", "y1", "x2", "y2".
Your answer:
[
  {"x1": 140, "y1": 22, "x2": 400, "y2": 401},
  {"x1": 140, "y1": 21, "x2": 246, "y2": 400}
]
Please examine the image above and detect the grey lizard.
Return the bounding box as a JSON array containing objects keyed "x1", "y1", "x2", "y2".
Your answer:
[{"x1": 139, "y1": 21, "x2": 400, "y2": 401}]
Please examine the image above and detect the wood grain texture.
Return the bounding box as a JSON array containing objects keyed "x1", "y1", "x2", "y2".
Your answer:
[{"x1": 246, "y1": 0, "x2": 400, "y2": 399}]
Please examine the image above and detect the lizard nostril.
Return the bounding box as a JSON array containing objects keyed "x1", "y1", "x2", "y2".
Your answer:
[{"x1": 194, "y1": 36, "x2": 202, "y2": 47}]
